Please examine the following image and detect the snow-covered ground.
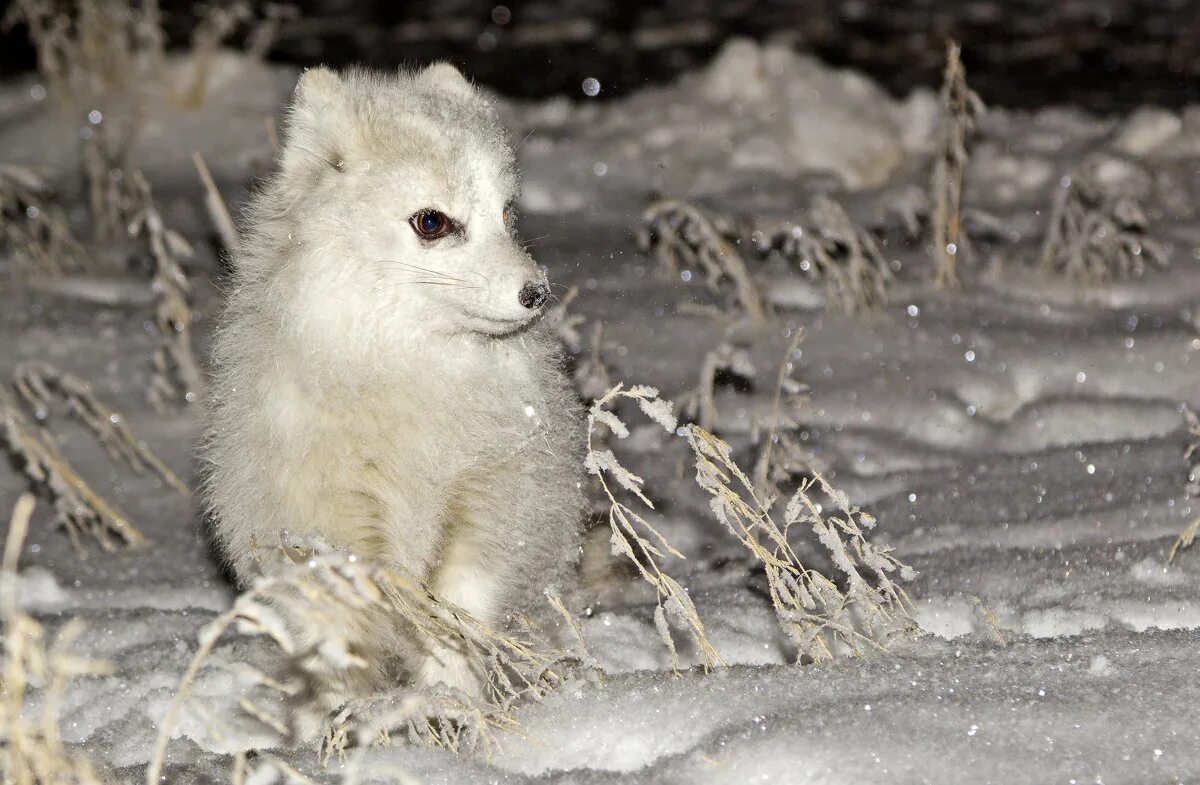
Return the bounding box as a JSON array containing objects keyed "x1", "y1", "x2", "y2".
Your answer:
[{"x1": 2, "y1": 39, "x2": 1200, "y2": 784}]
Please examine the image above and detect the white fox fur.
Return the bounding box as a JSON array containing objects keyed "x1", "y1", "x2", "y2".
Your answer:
[{"x1": 201, "y1": 63, "x2": 584, "y2": 715}]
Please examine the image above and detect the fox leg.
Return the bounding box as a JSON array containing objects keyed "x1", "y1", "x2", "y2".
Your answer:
[{"x1": 415, "y1": 527, "x2": 505, "y2": 698}]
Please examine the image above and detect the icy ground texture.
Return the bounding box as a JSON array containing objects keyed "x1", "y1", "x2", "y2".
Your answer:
[{"x1": 3, "y1": 39, "x2": 1200, "y2": 783}]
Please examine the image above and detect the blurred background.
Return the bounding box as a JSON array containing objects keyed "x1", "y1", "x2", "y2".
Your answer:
[{"x1": 3, "y1": 0, "x2": 1199, "y2": 111}]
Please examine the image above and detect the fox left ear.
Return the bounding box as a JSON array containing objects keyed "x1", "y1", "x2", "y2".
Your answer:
[
  {"x1": 282, "y1": 66, "x2": 350, "y2": 178},
  {"x1": 289, "y1": 66, "x2": 349, "y2": 136},
  {"x1": 421, "y1": 62, "x2": 475, "y2": 100},
  {"x1": 294, "y1": 66, "x2": 345, "y2": 107}
]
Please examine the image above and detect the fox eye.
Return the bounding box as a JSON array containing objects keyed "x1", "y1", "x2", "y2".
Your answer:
[{"x1": 411, "y1": 209, "x2": 452, "y2": 240}]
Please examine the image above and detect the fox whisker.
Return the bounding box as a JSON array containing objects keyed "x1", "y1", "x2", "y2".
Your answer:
[
  {"x1": 376, "y1": 260, "x2": 471, "y2": 284},
  {"x1": 397, "y1": 279, "x2": 480, "y2": 289}
]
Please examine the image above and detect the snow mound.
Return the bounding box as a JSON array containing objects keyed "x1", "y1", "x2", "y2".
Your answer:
[{"x1": 514, "y1": 38, "x2": 939, "y2": 214}]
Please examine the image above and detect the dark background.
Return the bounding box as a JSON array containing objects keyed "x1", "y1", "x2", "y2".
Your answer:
[{"x1": 2, "y1": 0, "x2": 1199, "y2": 112}]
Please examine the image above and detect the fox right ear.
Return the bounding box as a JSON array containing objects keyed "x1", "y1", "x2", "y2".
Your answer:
[{"x1": 421, "y1": 62, "x2": 475, "y2": 100}]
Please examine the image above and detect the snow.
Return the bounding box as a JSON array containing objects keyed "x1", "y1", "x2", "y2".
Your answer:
[{"x1": 3, "y1": 36, "x2": 1200, "y2": 784}]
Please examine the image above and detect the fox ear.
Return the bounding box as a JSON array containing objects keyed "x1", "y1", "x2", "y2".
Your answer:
[
  {"x1": 294, "y1": 66, "x2": 344, "y2": 106},
  {"x1": 421, "y1": 62, "x2": 474, "y2": 99},
  {"x1": 283, "y1": 67, "x2": 349, "y2": 177}
]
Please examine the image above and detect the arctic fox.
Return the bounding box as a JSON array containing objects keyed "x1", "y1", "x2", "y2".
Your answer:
[{"x1": 202, "y1": 64, "x2": 584, "y2": 712}]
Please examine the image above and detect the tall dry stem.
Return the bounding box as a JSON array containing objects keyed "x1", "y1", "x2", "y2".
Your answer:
[
  {"x1": 931, "y1": 41, "x2": 983, "y2": 289},
  {"x1": 586, "y1": 384, "x2": 725, "y2": 670}
]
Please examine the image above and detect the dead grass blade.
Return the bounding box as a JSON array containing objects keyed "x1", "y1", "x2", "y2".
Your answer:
[
  {"x1": 931, "y1": 40, "x2": 983, "y2": 290},
  {"x1": 0, "y1": 387, "x2": 145, "y2": 552}
]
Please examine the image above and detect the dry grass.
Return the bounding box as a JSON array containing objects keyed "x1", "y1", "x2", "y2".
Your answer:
[
  {"x1": 969, "y1": 595, "x2": 1008, "y2": 646},
  {"x1": 638, "y1": 199, "x2": 766, "y2": 323},
  {"x1": 682, "y1": 425, "x2": 916, "y2": 661},
  {"x1": 877, "y1": 184, "x2": 928, "y2": 241},
  {"x1": 1184, "y1": 405, "x2": 1200, "y2": 498},
  {"x1": 1039, "y1": 162, "x2": 1168, "y2": 282},
  {"x1": 756, "y1": 195, "x2": 893, "y2": 314},
  {"x1": 0, "y1": 385, "x2": 145, "y2": 552},
  {"x1": 751, "y1": 331, "x2": 813, "y2": 500},
  {"x1": 586, "y1": 384, "x2": 726, "y2": 670},
  {"x1": 125, "y1": 171, "x2": 205, "y2": 408},
  {"x1": 1170, "y1": 518, "x2": 1200, "y2": 564},
  {"x1": 183, "y1": 1, "x2": 297, "y2": 106},
  {"x1": 181, "y1": 2, "x2": 251, "y2": 106},
  {"x1": 589, "y1": 378, "x2": 915, "y2": 665},
  {"x1": 930, "y1": 40, "x2": 983, "y2": 290},
  {"x1": 147, "y1": 535, "x2": 574, "y2": 783},
  {"x1": 8, "y1": 0, "x2": 291, "y2": 116},
  {"x1": 81, "y1": 124, "x2": 133, "y2": 245},
  {"x1": 61, "y1": 146, "x2": 204, "y2": 407},
  {"x1": 14, "y1": 361, "x2": 189, "y2": 497},
  {"x1": 544, "y1": 285, "x2": 585, "y2": 354},
  {"x1": 2, "y1": 0, "x2": 165, "y2": 113},
  {"x1": 245, "y1": 4, "x2": 299, "y2": 60},
  {"x1": 0, "y1": 164, "x2": 86, "y2": 278},
  {"x1": 0, "y1": 494, "x2": 114, "y2": 785},
  {"x1": 0, "y1": 360, "x2": 186, "y2": 551}
]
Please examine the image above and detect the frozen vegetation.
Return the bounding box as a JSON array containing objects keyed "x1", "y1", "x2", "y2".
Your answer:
[{"x1": 2, "y1": 25, "x2": 1200, "y2": 785}]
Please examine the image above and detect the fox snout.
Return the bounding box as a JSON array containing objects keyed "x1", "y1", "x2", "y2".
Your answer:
[{"x1": 518, "y1": 281, "x2": 550, "y2": 310}]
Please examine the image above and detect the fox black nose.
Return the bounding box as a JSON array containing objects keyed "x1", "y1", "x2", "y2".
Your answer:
[{"x1": 518, "y1": 282, "x2": 549, "y2": 310}]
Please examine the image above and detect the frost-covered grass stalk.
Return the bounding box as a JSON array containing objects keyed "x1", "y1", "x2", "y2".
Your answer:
[
  {"x1": 1039, "y1": 164, "x2": 1168, "y2": 282},
  {"x1": 682, "y1": 426, "x2": 916, "y2": 661},
  {"x1": 638, "y1": 199, "x2": 766, "y2": 323},
  {"x1": 586, "y1": 384, "x2": 726, "y2": 670},
  {"x1": 931, "y1": 40, "x2": 983, "y2": 290},
  {"x1": 757, "y1": 195, "x2": 893, "y2": 314},
  {"x1": 589, "y1": 380, "x2": 915, "y2": 665},
  {"x1": 148, "y1": 536, "x2": 571, "y2": 783},
  {"x1": 0, "y1": 494, "x2": 114, "y2": 785}
]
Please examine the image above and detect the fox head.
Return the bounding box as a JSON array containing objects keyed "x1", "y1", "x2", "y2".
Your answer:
[{"x1": 254, "y1": 64, "x2": 548, "y2": 353}]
